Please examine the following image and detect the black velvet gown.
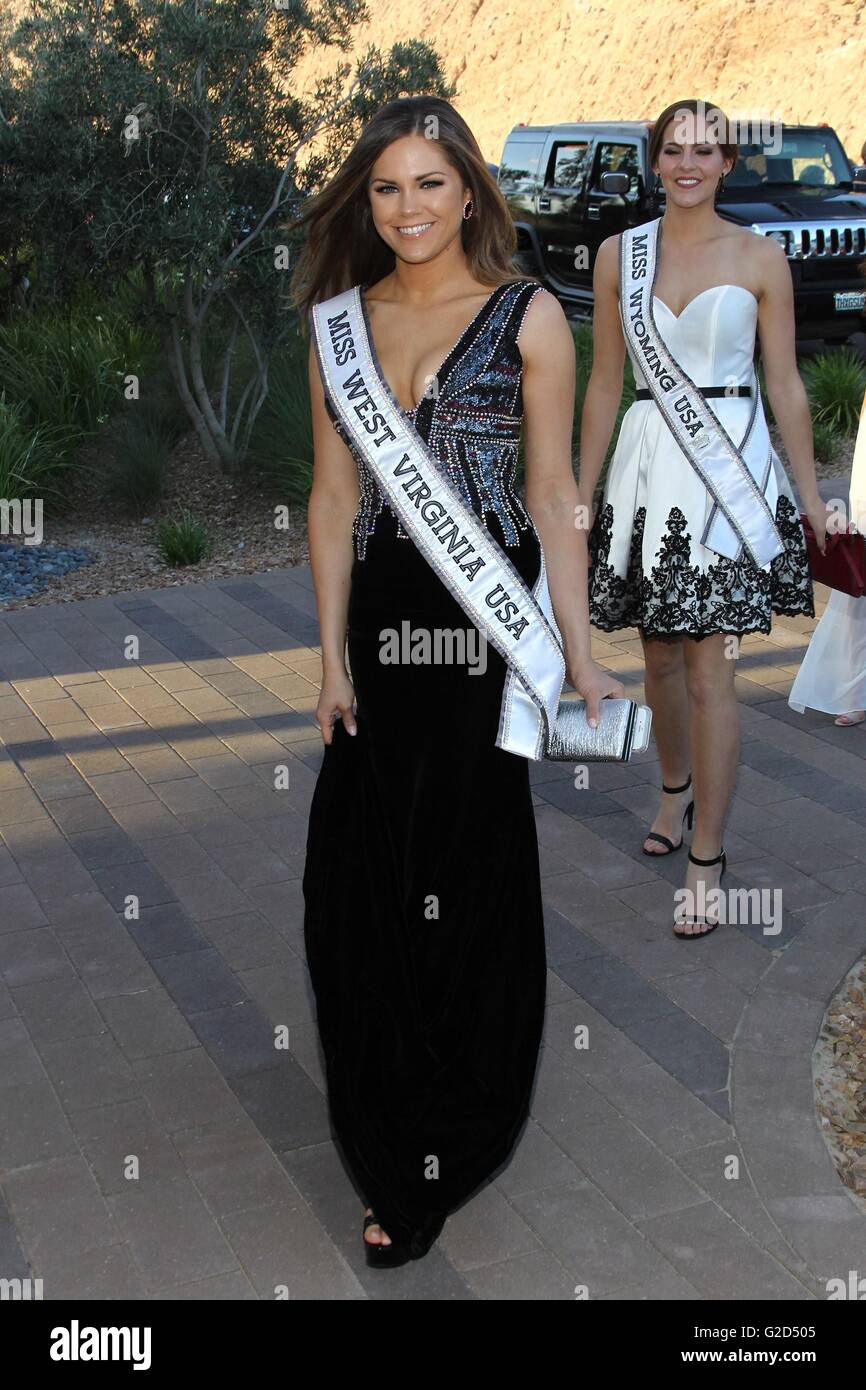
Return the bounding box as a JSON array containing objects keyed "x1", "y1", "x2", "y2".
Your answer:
[{"x1": 302, "y1": 279, "x2": 548, "y2": 1259}]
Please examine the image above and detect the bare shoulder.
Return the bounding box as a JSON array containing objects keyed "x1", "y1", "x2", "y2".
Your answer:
[
  {"x1": 517, "y1": 283, "x2": 572, "y2": 355},
  {"x1": 596, "y1": 233, "x2": 621, "y2": 274},
  {"x1": 724, "y1": 225, "x2": 788, "y2": 289}
]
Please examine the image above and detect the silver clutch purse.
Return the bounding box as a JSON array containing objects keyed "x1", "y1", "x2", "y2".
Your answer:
[{"x1": 545, "y1": 697, "x2": 651, "y2": 762}]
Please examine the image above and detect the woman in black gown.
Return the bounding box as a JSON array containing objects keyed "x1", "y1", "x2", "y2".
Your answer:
[{"x1": 290, "y1": 96, "x2": 622, "y2": 1266}]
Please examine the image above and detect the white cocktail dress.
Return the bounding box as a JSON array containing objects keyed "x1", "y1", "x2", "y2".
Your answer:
[{"x1": 588, "y1": 284, "x2": 814, "y2": 640}]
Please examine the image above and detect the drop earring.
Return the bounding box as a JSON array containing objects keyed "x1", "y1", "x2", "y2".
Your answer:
[{"x1": 462, "y1": 198, "x2": 474, "y2": 220}]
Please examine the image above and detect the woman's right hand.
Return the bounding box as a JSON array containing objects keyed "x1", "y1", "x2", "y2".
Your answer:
[{"x1": 316, "y1": 668, "x2": 357, "y2": 744}]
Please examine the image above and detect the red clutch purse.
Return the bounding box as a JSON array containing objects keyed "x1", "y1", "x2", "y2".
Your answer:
[{"x1": 800, "y1": 515, "x2": 866, "y2": 597}]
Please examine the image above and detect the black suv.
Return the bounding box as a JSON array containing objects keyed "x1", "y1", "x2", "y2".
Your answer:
[{"x1": 499, "y1": 120, "x2": 866, "y2": 346}]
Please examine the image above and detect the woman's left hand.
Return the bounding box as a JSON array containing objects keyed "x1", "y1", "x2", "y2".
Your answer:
[{"x1": 569, "y1": 658, "x2": 625, "y2": 728}]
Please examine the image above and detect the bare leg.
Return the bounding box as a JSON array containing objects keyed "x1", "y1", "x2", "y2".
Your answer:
[
  {"x1": 639, "y1": 632, "x2": 692, "y2": 851},
  {"x1": 677, "y1": 633, "x2": 739, "y2": 935}
]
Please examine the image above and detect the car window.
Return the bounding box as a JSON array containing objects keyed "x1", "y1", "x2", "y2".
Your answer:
[
  {"x1": 547, "y1": 141, "x2": 592, "y2": 190},
  {"x1": 498, "y1": 139, "x2": 546, "y2": 195},
  {"x1": 592, "y1": 142, "x2": 641, "y2": 196}
]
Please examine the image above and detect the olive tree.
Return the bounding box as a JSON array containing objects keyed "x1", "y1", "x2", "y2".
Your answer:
[{"x1": 0, "y1": 0, "x2": 453, "y2": 470}]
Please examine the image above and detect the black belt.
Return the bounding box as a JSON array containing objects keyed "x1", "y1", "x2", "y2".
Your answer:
[{"x1": 635, "y1": 385, "x2": 752, "y2": 400}]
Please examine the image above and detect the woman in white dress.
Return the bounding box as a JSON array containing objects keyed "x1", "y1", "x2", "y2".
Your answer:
[
  {"x1": 580, "y1": 98, "x2": 829, "y2": 937},
  {"x1": 788, "y1": 379, "x2": 866, "y2": 725}
]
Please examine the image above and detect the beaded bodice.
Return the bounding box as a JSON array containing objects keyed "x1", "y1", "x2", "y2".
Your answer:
[{"x1": 323, "y1": 279, "x2": 545, "y2": 560}]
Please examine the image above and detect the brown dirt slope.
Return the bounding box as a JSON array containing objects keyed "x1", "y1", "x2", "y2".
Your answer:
[{"x1": 293, "y1": 0, "x2": 866, "y2": 164}]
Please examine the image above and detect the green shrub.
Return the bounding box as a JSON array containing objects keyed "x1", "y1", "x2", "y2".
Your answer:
[
  {"x1": 800, "y1": 348, "x2": 866, "y2": 435},
  {"x1": 103, "y1": 410, "x2": 172, "y2": 512},
  {"x1": 154, "y1": 510, "x2": 214, "y2": 566},
  {"x1": 0, "y1": 393, "x2": 75, "y2": 503},
  {"x1": 810, "y1": 417, "x2": 840, "y2": 465},
  {"x1": 246, "y1": 329, "x2": 313, "y2": 502}
]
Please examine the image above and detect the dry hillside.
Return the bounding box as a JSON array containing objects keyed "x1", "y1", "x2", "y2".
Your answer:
[{"x1": 294, "y1": 0, "x2": 866, "y2": 163}]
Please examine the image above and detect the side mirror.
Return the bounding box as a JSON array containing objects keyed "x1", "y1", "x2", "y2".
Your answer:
[{"x1": 600, "y1": 171, "x2": 630, "y2": 196}]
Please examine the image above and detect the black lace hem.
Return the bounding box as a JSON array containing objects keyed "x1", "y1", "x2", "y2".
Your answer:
[{"x1": 587, "y1": 493, "x2": 815, "y2": 642}]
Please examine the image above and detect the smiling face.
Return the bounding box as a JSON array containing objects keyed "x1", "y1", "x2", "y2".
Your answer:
[
  {"x1": 652, "y1": 109, "x2": 734, "y2": 207},
  {"x1": 366, "y1": 133, "x2": 472, "y2": 263}
]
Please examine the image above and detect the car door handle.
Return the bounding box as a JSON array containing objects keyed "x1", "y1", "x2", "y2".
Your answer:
[
  {"x1": 538, "y1": 196, "x2": 551, "y2": 210},
  {"x1": 587, "y1": 205, "x2": 600, "y2": 220}
]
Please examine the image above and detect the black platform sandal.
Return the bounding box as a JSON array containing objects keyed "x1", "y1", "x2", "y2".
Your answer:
[
  {"x1": 673, "y1": 847, "x2": 727, "y2": 939},
  {"x1": 363, "y1": 1209, "x2": 412, "y2": 1268},
  {"x1": 642, "y1": 775, "x2": 695, "y2": 855}
]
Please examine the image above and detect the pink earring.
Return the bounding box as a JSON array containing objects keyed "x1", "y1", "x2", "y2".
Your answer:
[{"x1": 462, "y1": 198, "x2": 474, "y2": 220}]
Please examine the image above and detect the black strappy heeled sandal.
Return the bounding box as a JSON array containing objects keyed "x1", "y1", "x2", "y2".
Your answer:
[
  {"x1": 642, "y1": 775, "x2": 695, "y2": 855},
  {"x1": 363, "y1": 1209, "x2": 412, "y2": 1268},
  {"x1": 673, "y1": 847, "x2": 727, "y2": 939}
]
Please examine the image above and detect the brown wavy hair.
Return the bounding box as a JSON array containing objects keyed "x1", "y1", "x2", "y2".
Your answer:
[
  {"x1": 284, "y1": 96, "x2": 533, "y2": 319},
  {"x1": 648, "y1": 98, "x2": 739, "y2": 202}
]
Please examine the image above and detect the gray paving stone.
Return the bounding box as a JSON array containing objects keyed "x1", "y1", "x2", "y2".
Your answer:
[
  {"x1": 150, "y1": 947, "x2": 247, "y2": 1017},
  {"x1": 170, "y1": 868, "x2": 253, "y2": 921},
  {"x1": 623, "y1": 1010, "x2": 730, "y2": 1097},
  {"x1": 532, "y1": 1048, "x2": 706, "y2": 1220},
  {"x1": 11, "y1": 971, "x2": 105, "y2": 1042},
  {"x1": 764, "y1": 1195, "x2": 866, "y2": 1281},
  {"x1": 676, "y1": 1139, "x2": 820, "y2": 1270},
  {"x1": 0, "y1": 883, "x2": 49, "y2": 932},
  {"x1": 36, "y1": 1241, "x2": 149, "y2": 1301},
  {"x1": 232, "y1": 1054, "x2": 331, "y2": 1150},
  {"x1": 44, "y1": 793, "x2": 117, "y2": 834},
  {"x1": 543, "y1": 902, "x2": 608, "y2": 968},
  {"x1": 172, "y1": 1113, "x2": 298, "y2": 1219},
  {"x1": 2, "y1": 1155, "x2": 121, "y2": 1272},
  {"x1": 511, "y1": 1181, "x2": 691, "y2": 1298},
  {"x1": 733, "y1": 1048, "x2": 846, "y2": 1201},
  {"x1": 655, "y1": 966, "x2": 751, "y2": 1043},
  {"x1": 105, "y1": 1177, "x2": 237, "y2": 1293},
  {"x1": 437, "y1": 1180, "x2": 546, "y2": 1271},
  {"x1": 0, "y1": 1079, "x2": 79, "y2": 1169},
  {"x1": 556, "y1": 954, "x2": 681, "y2": 1029},
  {"x1": 66, "y1": 828, "x2": 145, "y2": 871},
  {"x1": 636, "y1": 1200, "x2": 817, "y2": 1299},
  {"x1": 131, "y1": 1048, "x2": 246, "y2": 1135},
  {"x1": 589, "y1": 1060, "x2": 731, "y2": 1157},
  {"x1": 196, "y1": 911, "x2": 295, "y2": 972},
  {"x1": 463, "y1": 1246, "x2": 580, "y2": 1299},
  {"x1": 97, "y1": 987, "x2": 198, "y2": 1059},
  {"x1": 0, "y1": 1189, "x2": 33, "y2": 1282},
  {"x1": 142, "y1": 833, "x2": 218, "y2": 883},
  {"x1": 92, "y1": 861, "x2": 176, "y2": 912},
  {"x1": 38, "y1": 1031, "x2": 140, "y2": 1112},
  {"x1": 543, "y1": 997, "x2": 659, "y2": 1077},
  {"x1": 235, "y1": 955, "x2": 312, "y2": 1030},
  {"x1": 0, "y1": 926, "x2": 69, "y2": 987},
  {"x1": 215, "y1": 1191, "x2": 363, "y2": 1300}
]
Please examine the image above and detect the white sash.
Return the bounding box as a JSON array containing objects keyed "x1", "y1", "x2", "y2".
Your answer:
[
  {"x1": 310, "y1": 287, "x2": 567, "y2": 761},
  {"x1": 620, "y1": 218, "x2": 785, "y2": 568}
]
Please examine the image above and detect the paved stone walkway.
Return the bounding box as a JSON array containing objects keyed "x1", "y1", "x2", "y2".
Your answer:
[{"x1": 1, "y1": 533, "x2": 865, "y2": 1298}]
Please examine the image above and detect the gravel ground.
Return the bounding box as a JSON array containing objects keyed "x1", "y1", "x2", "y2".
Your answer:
[
  {"x1": 0, "y1": 433, "x2": 309, "y2": 609},
  {"x1": 814, "y1": 956, "x2": 866, "y2": 1214}
]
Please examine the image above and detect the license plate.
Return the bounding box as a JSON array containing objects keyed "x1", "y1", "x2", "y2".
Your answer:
[{"x1": 834, "y1": 290, "x2": 866, "y2": 312}]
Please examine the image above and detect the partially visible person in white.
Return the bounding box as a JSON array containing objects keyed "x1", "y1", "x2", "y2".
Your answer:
[{"x1": 788, "y1": 382, "x2": 866, "y2": 726}]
